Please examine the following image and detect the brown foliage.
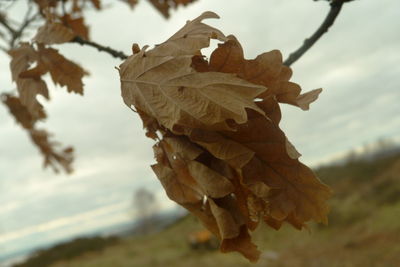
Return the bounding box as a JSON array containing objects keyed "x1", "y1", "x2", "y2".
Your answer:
[
  {"x1": 5, "y1": 15, "x2": 87, "y2": 173},
  {"x1": 34, "y1": 22, "x2": 76, "y2": 44},
  {"x1": 1, "y1": 94, "x2": 36, "y2": 129},
  {"x1": 29, "y1": 129, "x2": 74, "y2": 174},
  {"x1": 147, "y1": 0, "x2": 198, "y2": 18},
  {"x1": 6, "y1": 41, "x2": 85, "y2": 173},
  {"x1": 2, "y1": 0, "x2": 200, "y2": 173},
  {"x1": 119, "y1": 12, "x2": 332, "y2": 262},
  {"x1": 8, "y1": 43, "x2": 49, "y2": 121},
  {"x1": 123, "y1": 0, "x2": 198, "y2": 18},
  {"x1": 1, "y1": 94, "x2": 74, "y2": 173}
]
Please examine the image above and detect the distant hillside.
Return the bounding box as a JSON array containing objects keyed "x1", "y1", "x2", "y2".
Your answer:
[{"x1": 15, "y1": 151, "x2": 400, "y2": 267}]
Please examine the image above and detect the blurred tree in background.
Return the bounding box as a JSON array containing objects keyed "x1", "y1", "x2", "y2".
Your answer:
[{"x1": 133, "y1": 187, "x2": 159, "y2": 233}]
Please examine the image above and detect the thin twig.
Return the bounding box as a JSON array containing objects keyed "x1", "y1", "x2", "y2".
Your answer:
[
  {"x1": 283, "y1": 1, "x2": 345, "y2": 66},
  {"x1": 71, "y1": 36, "x2": 128, "y2": 60},
  {"x1": 0, "y1": 14, "x2": 17, "y2": 35},
  {"x1": 0, "y1": 3, "x2": 39, "y2": 49},
  {"x1": 10, "y1": 6, "x2": 39, "y2": 47}
]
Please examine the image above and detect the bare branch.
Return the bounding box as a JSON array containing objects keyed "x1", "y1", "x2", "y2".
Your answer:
[
  {"x1": 71, "y1": 36, "x2": 128, "y2": 60},
  {"x1": 0, "y1": 2, "x2": 40, "y2": 49},
  {"x1": 10, "y1": 6, "x2": 40, "y2": 47},
  {"x1": 284, "y1": 0, "x2": 347, "y2": 66}
]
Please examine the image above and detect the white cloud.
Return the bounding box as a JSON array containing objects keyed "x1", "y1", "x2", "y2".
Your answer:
[{"x1": 0, "y1": 201, "x2": 130, "y2": 244}]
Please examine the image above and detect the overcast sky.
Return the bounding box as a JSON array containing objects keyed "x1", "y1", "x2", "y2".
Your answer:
[{"x1": 1, "y1": 0, "x2": 399, "y2": 260}]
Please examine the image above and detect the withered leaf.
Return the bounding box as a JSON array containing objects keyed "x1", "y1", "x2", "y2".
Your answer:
[
  {"x1": 1, "y1": 94, "x2": 35, "y2": 129},
  {"x1": 15, "y1": 45, "x2": 87, "y2": 95},
  {"x1": 285, "y1": 137, "x2": 302, "y2": 159},
  {"x1": 208, "y1": 196, "x2": 244, "y2": 240},
  {"x1": 38, "y1": 46, "x2": 87, "y2": 95},
  {"x1": 9, "y1": 43, "x2": 48, "y2": 120},
  {"x1": 147, "y1": 0, "x2": 198, "y2": 18},
  {"x1": 34, "y1": 22, "x2": 76, "y2": 45},
  {"x1": 30, "y1": 129, "x2": 74, "y2": 173},
  {"x1": 61, "y1": 15, "x2": 90, "y2": 40},
  {"x1": 120, "y1": 12, "x2": 266, "y2": 134},
  {"x1": 202, "y1": 35, "x2": 322, "y2": 110},
  {"x1": 152, "y1": 138, "x2": 204, "y2": 204},
  {"x1": 136, "y1": 108, "x2": 160, "y2": 139},
  {"x1": 67, "y1": 0, "x2": 101, "y2": 12},
  {"x1": 153, "y1": 136, "x2": 234, "y2": 201},
  {"x1": 296, "y1": 88, "x2": 322, "y2": 110},
  {"x1": 90, "y1": 0, "x2": 101, "y2": 9},
  {"x1": 220, "y1": 225, "x2": 260, "y2": 263},
  {"x1": 182, "y1": 201, "x2": 220, "y2": 238},
  {"x1": 121, "y1": 0, "x2": 138, "y2": 8},
  {"x1": 154, "y1": 11, "x2": 225, "y2": 57},
  {"x1": 152, "y1": 162, "x2": 203, "y2": 204},
  {"x1": 33, "y1": 0, "x2": 58, "y2": 9},
  {"x1": 187, "y1": 161, "x2": 234, "y2": 198},
  {"x1": 187, "y1": 128, "x2": 255, "y2": 168}
]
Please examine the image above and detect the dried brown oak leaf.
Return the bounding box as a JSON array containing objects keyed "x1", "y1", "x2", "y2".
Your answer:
[
  {"x1": 61, "y1": 14, "x2": 90, "y2": 40},
  {"x1": 202, "y1": 35, "x2": 322, "y2": 110},
  {"x1": 147, "y1": 0, "x2": 198, "y2": 18},
  {"x1": 18, "y1": 45, "x2": 87, "y2": 95},
  {"x1": 30, "y1": 129, "x2": 74, "y2": 174},
  {"x1": 121, "y1": 0, "x2": 138, "y2": 9},
  {"x1": 71, "y1": 0, "x2": 102, "y2": 11},
  {"x1": 152, "y1": 135, "x2": 259, "y2": 261},
  {"x1": 152, "y1": 136, "x2": 235, "y2": 203},
  {"x1": 9, "y1": 43, "x2": 49, "y2": 121},
  {"x1": 33, "y1": 0, "x2": 58, "y2": 9},
  {"x1": 119, "y1": 11, "x2": 332, "y2": 262},
  {"x1": 36, "y1": 14, "x2": 90, "y2": 42},
  {"x1": 36, "y1": 46, "x2": 87, "y2": 94},
  {"x1": 1, "y1": 94, "x2": 74, "y2": 173},
  {"x1": 89, "y1": 0, "x2": 102, "y2": 9},
  {"x1": 1, "y1": 94, "x2": 36, "y2": 129},
  {"x1": 120, "y1": 12, "x2": 266, "y2": 134},
  {"x1": 34, "y1": 22, "x2": 76, "y2": 45}
]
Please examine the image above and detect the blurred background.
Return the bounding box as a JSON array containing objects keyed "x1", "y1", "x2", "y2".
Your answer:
[{"x1": 0, "y1": 0, "x2": 399, "y2": 266}]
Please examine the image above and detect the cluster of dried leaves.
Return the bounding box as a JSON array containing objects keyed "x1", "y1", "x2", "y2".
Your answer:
[
  {"x1": 119, "y1": 12, "x2": 332, "y2": 262},
  {"x1": 2, "y1": 0, "x2": 94, "y2": 172},
  {"x1": 2, "y1": 0, "x2": 199, "y2": 172},
  {"x1": 34, "y1": 0, "x2": 197, "y2": 20},
  {"x1": 32, "y1": 0, "x2": 197, "y2": 38}
]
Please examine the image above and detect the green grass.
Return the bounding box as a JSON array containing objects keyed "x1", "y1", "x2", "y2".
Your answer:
[{"x1": 18, "y1": 153, "x2": 400, "y2": 267}]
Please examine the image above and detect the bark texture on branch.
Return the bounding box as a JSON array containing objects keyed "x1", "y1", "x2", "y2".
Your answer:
[
  {"x1": 284, "y1": 0, "x2": 347, "y2": 66},
  {"x1": 71, "y1": 36, "x2": 128, "y2": 60}
]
